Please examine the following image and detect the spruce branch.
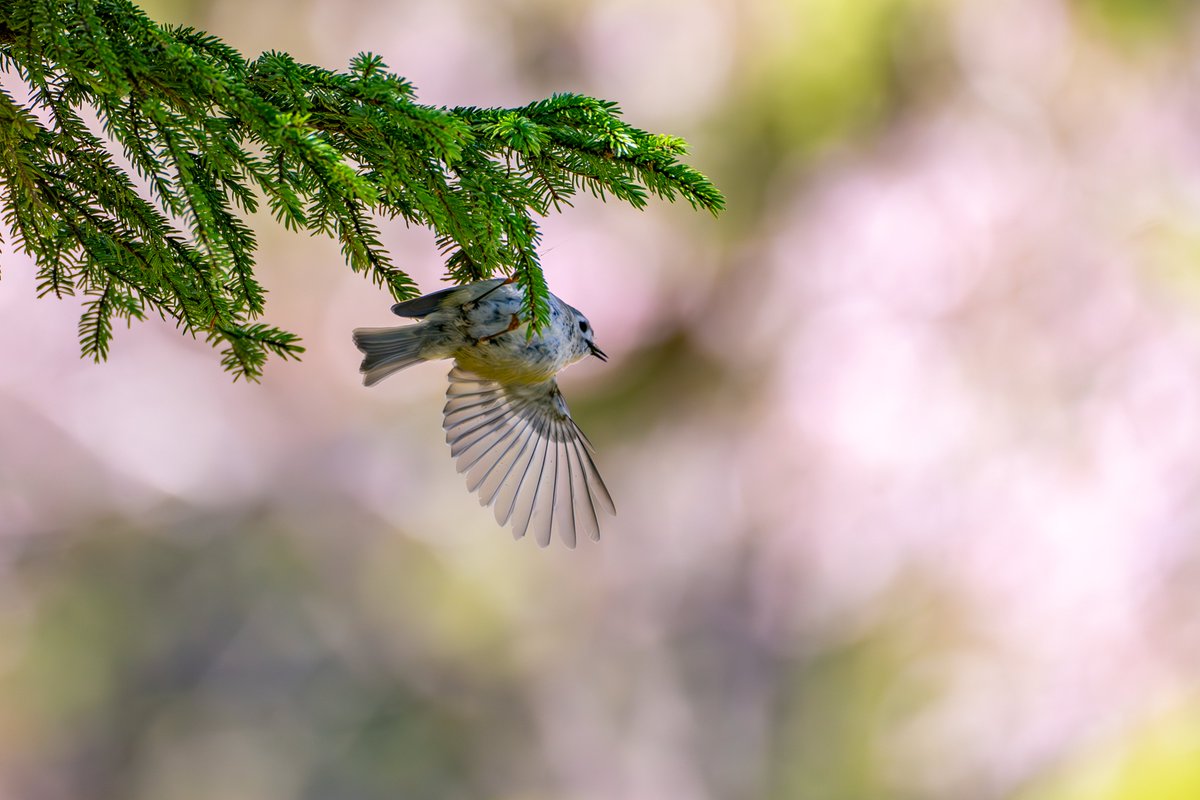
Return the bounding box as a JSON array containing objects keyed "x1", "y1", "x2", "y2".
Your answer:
[{"x1": 0, "y1": 0, "x2": 724, "y2": 381}]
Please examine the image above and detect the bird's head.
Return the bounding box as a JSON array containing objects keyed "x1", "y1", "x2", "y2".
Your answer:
[{"x1": 567, "y1": 306, "x2": 606, "y2": 363}]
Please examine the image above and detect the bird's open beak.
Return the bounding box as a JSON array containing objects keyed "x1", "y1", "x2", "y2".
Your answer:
[{"x1": 588, "y1": 342, "x2": 608, "y2": 362}]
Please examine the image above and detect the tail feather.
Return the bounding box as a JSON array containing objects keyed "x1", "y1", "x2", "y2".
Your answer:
[{"x1": 353, "y1": 326, "x2": 426, "y2": 386}]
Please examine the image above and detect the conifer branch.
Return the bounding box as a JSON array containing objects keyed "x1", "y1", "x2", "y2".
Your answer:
[{"x1": 0, "y1": 0, "x2": 724, "y2": 380}]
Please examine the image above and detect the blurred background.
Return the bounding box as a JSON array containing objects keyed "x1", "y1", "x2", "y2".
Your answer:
[{"x1": 3, "y1": 0, "x2": 1200, "y2": 797}]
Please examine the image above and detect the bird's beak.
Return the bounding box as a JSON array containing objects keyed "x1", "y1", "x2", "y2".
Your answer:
[{"x1": 588, "y1": 342, "x2": 608, "y2": 362}]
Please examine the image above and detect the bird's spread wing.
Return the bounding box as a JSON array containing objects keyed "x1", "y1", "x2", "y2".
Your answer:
[{"x1": 443, "y1": 366, "x2": 615, "y2": 547}]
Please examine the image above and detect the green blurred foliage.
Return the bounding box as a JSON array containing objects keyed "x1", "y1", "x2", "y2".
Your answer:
[
  {"x1": 0, "y1": 519, "x2": 541, "y2": 799},
  {"x1": 1019, "y1": 704, "x2": 1200, "y2": 800},
  {"x1": 1076, "y1": 0, "x2": 1195, "y2": 41},
  {"x1": 748, "y1": 0, "x2": 920, "y2": 148},
  {"x1": 713, "y1": 0, "x2": 949, "y2": 224},
  {"x1": 765, "y1": 581, "x2": 964, "y2": 800}
]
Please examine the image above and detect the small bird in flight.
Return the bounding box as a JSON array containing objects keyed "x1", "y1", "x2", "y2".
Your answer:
[{"x1": 353, "y1": 278, "x2": 615, "y2": 547}]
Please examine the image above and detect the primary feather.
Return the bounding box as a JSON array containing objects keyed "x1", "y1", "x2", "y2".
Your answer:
[{"x1": 444, "y1": 367, "x2": 614, "y2": 547}]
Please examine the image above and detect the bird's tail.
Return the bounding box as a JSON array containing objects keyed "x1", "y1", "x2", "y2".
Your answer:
[{"x1": 353, "y1": 325, "x2": 427, "y2": 386}]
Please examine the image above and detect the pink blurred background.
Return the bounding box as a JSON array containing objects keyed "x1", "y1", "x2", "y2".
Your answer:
[{"x1": 3, "y1": 0, "x2": 1200, "y2": 798}]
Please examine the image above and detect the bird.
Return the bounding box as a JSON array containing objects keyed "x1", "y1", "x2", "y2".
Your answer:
[{"x1": 353, "y1": 278, "x2": 615, "y2": 547}]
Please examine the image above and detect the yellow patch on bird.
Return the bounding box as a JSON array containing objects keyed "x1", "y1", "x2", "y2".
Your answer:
[{"x1": 452, "y1": 348, "x2": 557, "y2": 385}]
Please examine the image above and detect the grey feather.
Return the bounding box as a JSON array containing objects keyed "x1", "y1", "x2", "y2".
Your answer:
[
  {"x1": 390, "y1": 286, "x2": 460, "y2": 318},
  {"x1": 390, "y1": 278, "x2": 510, "y2": 318},
  {"x1": 352, "y1": 326, "x2": 426, "y2": 386},
  {"x1": 442, "y1": 366, "x2": 614, "y2": 548}
]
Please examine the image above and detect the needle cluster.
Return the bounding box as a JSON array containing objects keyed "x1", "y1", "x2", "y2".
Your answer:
[{"x1": 0, "y1": 0, "x2": 723, "y2": 380}]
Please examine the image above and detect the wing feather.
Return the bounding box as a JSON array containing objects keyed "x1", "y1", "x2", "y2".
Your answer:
[
  {"x1": 391, "y1": 279, "x2": 507, "y2": 318},
  {"x1": 467, "y1": 411, "x2": 535, "y2": 497},
  {"x1": 525, "y1": 424, "x2": 557, "y2": 548},
  {"x1": 443, "y1": 366, "x2": 614, "y2": 546},
  {"x1": 448, "y1": 398, "x2": 528, "y2": 457},
  {"x1": 455, "y1": 397, "x2": 539, "y2": 473},
  {"x1": 570, "y1": 419, "x2": 616, "y2": 515},
  {"x1": 490, "y1": 428, "x2": 534, "y2": 525},
  {"x1": 443, "y1": 389, "x2": 504, "y2": 419},
  {"x1": 493, "y1": 409, "x2": 544, "y2": 528},
  {"x1": 563, "y1": 432, "x2": 599, "y2": 542},
  {"x1": 551, "y1": 419, "x2": 577, "y2": 549},
  {"x1": 507, "y1": 411, "x2": 551, "y2": 540}
]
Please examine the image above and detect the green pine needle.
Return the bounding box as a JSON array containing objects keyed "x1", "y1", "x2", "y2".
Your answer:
[{"x1": 0, "y1": 0, "x2": 723, "y2": 381}]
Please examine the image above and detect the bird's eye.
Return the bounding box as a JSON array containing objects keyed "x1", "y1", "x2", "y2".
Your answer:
[{"x1": 578, "y1": 320, "x2": 589, "y2": 333}]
